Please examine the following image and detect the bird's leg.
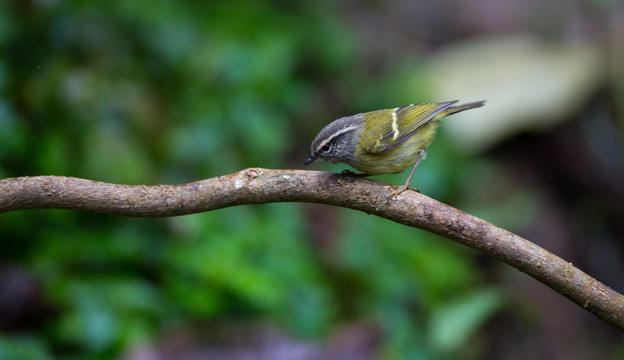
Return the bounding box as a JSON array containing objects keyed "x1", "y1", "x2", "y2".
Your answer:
[
  {"x1": 389, "y1": 151, "x2": 425, "y2": 198},
  {"x1": 340, "y1": 169, "x2": 369, "y2": 177}
]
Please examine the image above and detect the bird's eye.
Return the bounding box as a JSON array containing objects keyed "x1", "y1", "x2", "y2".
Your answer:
[{"x1": 321, "y1": 144, "x2": 330, "y2": 152}]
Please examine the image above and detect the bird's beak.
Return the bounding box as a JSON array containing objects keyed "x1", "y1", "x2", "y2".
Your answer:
[{"x1": 304, "y1": 155, "x2": 316, "y2": 165}]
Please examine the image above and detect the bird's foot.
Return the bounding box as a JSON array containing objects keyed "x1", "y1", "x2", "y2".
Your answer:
[
  {"x1": 340, "y1": 170, "x2": 367, "y2": 177},
  {"x1": 388, "y1": 184, "x2": 419, "y2": 199}
]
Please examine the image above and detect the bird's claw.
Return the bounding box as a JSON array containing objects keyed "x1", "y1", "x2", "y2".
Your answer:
[
  {"x1": 388, "y1": 185, "x2": 419, "y2": 199},
  {"x1": 340, "y1": 170, "x2": 367, "y2": 177}
]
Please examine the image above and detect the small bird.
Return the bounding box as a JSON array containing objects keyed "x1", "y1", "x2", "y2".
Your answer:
[{"x1": 305, "y1": 100, "x2": 485, "y2": 196}]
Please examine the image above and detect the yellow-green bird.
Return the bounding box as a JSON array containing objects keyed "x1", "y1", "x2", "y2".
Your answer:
[{"x1": 305, "y1": 100, "x2": 485, "y2": 196}]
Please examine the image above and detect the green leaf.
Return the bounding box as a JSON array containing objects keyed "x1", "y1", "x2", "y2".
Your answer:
[{"x1": 428, "y1": 288, "x2": 505, "y2": 353}]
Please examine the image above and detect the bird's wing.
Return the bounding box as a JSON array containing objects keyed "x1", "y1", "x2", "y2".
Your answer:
[{"x1": 363, "y1": 101, "x2": 457, "y2": 154}]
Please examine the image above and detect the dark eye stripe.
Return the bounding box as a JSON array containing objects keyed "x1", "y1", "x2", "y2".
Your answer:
[{"x1": 314, "y1": 125, "x2": 359, "y2": 154}]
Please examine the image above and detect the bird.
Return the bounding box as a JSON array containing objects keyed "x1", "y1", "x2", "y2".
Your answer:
[{"x1": 305, "y1": 100, "x2": 485, "y2": 197}]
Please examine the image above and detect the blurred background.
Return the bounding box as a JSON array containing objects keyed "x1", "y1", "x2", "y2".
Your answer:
[{"x1": 1, "y1": 0, "x2": 623, "y2": 359}]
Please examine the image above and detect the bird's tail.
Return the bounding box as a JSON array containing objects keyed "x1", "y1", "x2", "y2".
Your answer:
[{"x1": 439, "y1": 100, "x2": 486, "y2": 118}]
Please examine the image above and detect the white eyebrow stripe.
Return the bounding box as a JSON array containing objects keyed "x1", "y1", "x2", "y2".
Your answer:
[
  {"x1": 391, "y1": 107, "x2": 400, "y2": 140},
  {"x1": 316, "y1": 125, "x2": 359, "y2": 152}
]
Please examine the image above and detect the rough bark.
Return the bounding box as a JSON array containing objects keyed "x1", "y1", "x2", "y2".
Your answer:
[{"x1": 1, "y1": 168, "x2": 623, "y2": 331}]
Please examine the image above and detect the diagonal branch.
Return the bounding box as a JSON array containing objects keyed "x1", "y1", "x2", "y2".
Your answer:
[{"x1": 1, "y1": 168, "x2": 623, "y2": 331}]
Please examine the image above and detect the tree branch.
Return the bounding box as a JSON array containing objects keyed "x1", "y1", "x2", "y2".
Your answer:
[{"x1": 1, "y1": 168, "x2": 623, "y2": 331}]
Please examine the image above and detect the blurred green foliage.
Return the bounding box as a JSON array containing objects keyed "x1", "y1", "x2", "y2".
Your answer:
[{"x1": 0, "y1": 1, "x2": 506, "y2": 359}]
